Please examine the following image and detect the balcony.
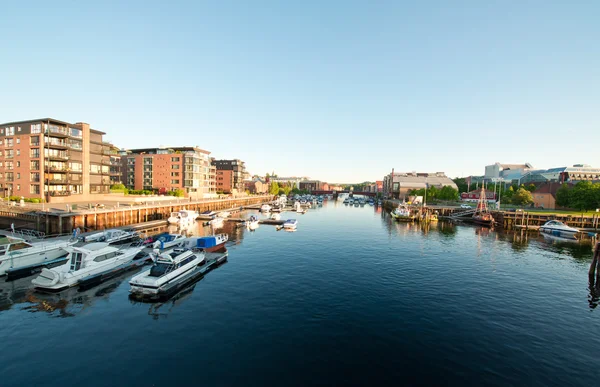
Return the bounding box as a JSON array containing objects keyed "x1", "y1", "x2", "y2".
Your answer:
[
  {"x1": 31, "y1": 177, "x2": 41, "y2": 183},
  {"x1": 47, "y1": 142, "x2": 69, "y2": 150},
  {"x1": 47, "y1": 166, "x2": 68, "y2": 173},
  {"x1": 69, "y1": 169, "x2": 83, "y2": 174},
  {"x1": 45, "y1": 127, "x2": 69, "y2": 138},
  {"x1": 46, "y1": 154, "x2": 69, "y2": 161},
  {"x1": 47, "y1": 179, "x2": 68, "y2": 184},
  {"x1": 49, "y1": 191, "x2": 71, "y2": 197},
  {"x1": 101, "y1": 159, "x2": 112, "y2": 165}
]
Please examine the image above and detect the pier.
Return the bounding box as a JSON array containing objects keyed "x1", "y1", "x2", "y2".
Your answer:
[{"x1": 0, "y1": 196, "x2": 273, "y2": 235}]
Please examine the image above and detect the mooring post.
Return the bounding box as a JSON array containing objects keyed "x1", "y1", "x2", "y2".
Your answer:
[{"x1": 591, "y1": 242, "x2": 600, "y2": 277}]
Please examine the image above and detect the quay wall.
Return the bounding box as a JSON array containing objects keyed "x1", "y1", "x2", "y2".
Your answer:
[{"x1": 0, "y1": 196, "x2": 273, "y2": 235}]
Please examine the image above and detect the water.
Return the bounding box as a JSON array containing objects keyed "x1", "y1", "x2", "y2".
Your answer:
[{"x1": 1, "y1": 202, "x2": 599, "y2": 386}]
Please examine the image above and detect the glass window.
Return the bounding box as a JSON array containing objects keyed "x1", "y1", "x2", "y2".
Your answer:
[
  {"x1": 149, "y1": 263, "x2": 172, "y2": 277},
  {"x1": 31, "y1": 124, "x2": 42, "y2": 134},
  {"x1": 70, "y1": 252, "x2": 83, "y2": 271},
  {"x1": 10, "y1": 242, "x2": 33, "y2": 251}
]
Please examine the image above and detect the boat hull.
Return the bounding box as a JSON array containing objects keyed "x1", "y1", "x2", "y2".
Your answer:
[
  {"x1": 0, "y1": 245, "x2": 72, "y2": 277},
  {"x1": 540, "y1": 227, "x2": 578, "y2": 240}
]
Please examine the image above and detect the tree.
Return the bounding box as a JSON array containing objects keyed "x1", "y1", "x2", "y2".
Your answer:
[
  {"x1": 526, "y1": 184, "x2": 537, "y2": 192},
  {"x1": 282, "y1": 185, "x2": 292, "y2": 196},
  {"x1": 439, "y1": 186, "x2": 459, "y2": 201},
  {"x1": 453, "y1": 178, "x2": 468, "y2": 193},
  {"x1": 511, "y1": 188, "x2": 533, "y2": 206},
  {"x1": 269, "y1": 182, "x2": 280, "y2": 195},
  {"x1": 555, "y1": 184, "x2": 571, "y2": 208}
]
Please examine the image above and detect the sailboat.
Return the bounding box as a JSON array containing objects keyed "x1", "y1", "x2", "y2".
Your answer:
[{"x1": 472, "y1": 186, "x2": 494, "y2": 226}]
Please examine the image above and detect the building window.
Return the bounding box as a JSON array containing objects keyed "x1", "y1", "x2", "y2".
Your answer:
[
  {"x1": 30, "y1": 184, "x2": 40, "y2": 194},
  {"x1": 171, "y1": 157, "x2": 180, "y2": 162},
  {"x1": 16, "y1": 162, "x2": 20, "y2": 168},
  {"x1": 30, "y1": 149, "x2": 40, "y2": 158},
  {"x1": 16, "y1": 138, "x2": 20, "y2": 144},
  {"x1": 5, "y1": 138, "x2": 13, "y2": 147},
  {"x1": 171, "y1": 172, "x2": 180, "y2": 177},
  {"x1": 172, "y1": 164, "x2": 180, "y2": 169},
  {"x1": 6, "y1": 127, "x2": 14, "y2": 136},
  {"x1": 30, "y1": 172, "x2": 40, "y2": 182},
  {"x1": 31, "y1": 124, "x2": 42, "y2": 134},
  {"x1": 16, "y1": 173, "x2": 20, "y2": 179},
  {"x1": 69, "y1": 128, "x2": 82, "y2": 138},
  {"x1": 30, "y1": 160, "x2": 40, "y2": 170},
  {"x1": 171, "y1": 180, "x2": 180, "y2": 184},
  {"x1": 17, "y1": 127, "x2": 21, "y2": 132},
  {"x1": 5, "y1": 150, "x2": 13, "y2": 159},
  {"x1": 30, "y1": 136, "x2": 40, "y2": 146},
  {"x1": 16, "y1": 184, "x2": 20, "y2": 191},
  {"x1": 16, "y1": 150, "x2": 20, "y2": 156}
]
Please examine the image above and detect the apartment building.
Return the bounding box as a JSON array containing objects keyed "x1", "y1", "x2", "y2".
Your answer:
[
  {"x1": 0, "y1": 118, "x2": 114, "y2": 201},
  {"x1": 211, "y1": 159, "x2": 247, "y2": 193},
  {"x1": 124, "y1": 147, "x2": 216, "y2": 198}
]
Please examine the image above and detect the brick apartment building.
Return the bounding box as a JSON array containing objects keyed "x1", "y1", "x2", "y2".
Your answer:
[
  {"x1": 0, "y1": 118, "x2": 115, "y2": 201},
  {"x1": 212, "y1": 159, "x2": 246, "y2": 194},
  {"x1": 299, "y1": 180, "x2": 327, "y2": 192},
  {"x1": 124, "y1": 147, "x2": 216, "y2": 198}
]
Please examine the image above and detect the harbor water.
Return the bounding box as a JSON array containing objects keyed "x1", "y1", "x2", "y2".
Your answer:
[{"x1": 1, "y1": 201, "x2": 599, "y2": 386}]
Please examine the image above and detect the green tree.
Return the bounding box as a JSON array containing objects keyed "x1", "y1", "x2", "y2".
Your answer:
[
  {"x1": 555, "y1": 183, "x2": 571, "y2": 208},
  {"x1": 452, "y1": 178, "x2": 468, "y2": 193},
  {"x1": 526, "y1": 183, "x2": 537, "y2": 192},
  {"x1": 278, "y1": 188, "x2": 286, "y2": 196},
  {"x1": 570, "y1": 181, "x2": 597, "y2": 211},
  {"x1": 282, "y1": 185, "x2": 292, "y2": 196},
  {"x1": 269, "y1": 182, "x2": 280, "y2": 195},
  {"x1": 511, "y1": 188, "x2": 533, "y2": 206},
  {"x1": 439, "y1": 186, "x2": 459, "y2": 200}
]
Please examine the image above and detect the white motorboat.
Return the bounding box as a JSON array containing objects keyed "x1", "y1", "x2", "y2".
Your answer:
[
  {"x1": 150, "y1": 233, "x2": 187, "y2": 249},
  {"x1": 79, "y1": 228, "x2": 139, "y2": 245},
  {"x1": 180, "y1": 234, "x2": 229, "y2": 252},
  {"x1": 219, "y1": 211, "x2": 231, "y2": 218},
  {"x1": 0, "y1": 235, "x2": 75, "y2": 277},
  {"x1": 260, "y1": 204, "x2": 272, "y2": 212},
  {"x1": 271, "y1": 213, "x2": 281, "y2": 221},
  {"x1": 283, "y1": 219, "x2": 298, "y2": 230},
  {"x1": 247, "y1": 215, "x2": 260, "y2": 230},
  {"x1": 129, "y1": 248, "x2": 205, "y2": 298},
  {"x1": 32, "y1": 243, "x2": 149, "y2": 292},
  {"x1": 167, "y1": 210, "x2": 199, "y2": 228},
  {"x1": 540, "y1": 220, "x2": 580, "y2": 239}
]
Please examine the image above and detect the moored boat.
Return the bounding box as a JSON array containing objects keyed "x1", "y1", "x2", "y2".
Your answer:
[
  {"x1": 79, "y1": 228, "x2": 140, "y2": 245},
  {"x1": 283, "y1": 219, "x2": 298, "y2": 230},
  {"x1": 540, "y1": 220, "x2": 579, "y2": 239},
  {"x1": 271, "y1": 213, "x2": 281, "y2": 221},
  {"x1": 129, "y1": 248, "x2": 227, "y2": 301},
  {"x1": 472, "y1": 187, "x2": 494, "y2": 226},
  {"x1": 390, "y1": 205, "x2": 415, "y2": 222},
  {"x1": 150, "y1": 233, "x2": 187, "y2": 249},
  {"x1": 167, "y1": 210, "x2": 199, "y2": 228},
  {"x1": 0, "y1": 234, "x2": 75, "y2": 277},
  {"x1": 32, "y1": 242, "x2": 149, "y2": 292},
  {"x1": 247, "y1": 215, "x2": 260, "y2": 229},
  {"x1": 181, "y1": 234, "x2": 229, "y2": 252},
  {"x1": 260, "y1": 204, "x2": 272, "y2": 212}
]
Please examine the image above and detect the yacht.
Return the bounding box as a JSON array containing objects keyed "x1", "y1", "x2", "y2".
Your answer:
[
  {"x1": 390, "y1": 206, "x2": 415, "y2": 222},
  {"x1": 79, "y1": 228, "x2": 140, "y2": 245},
  {"x1": 271, "y1": 213, "x2": 281, "y2": 221},
  {"x1": 151, "y1": 233, "x2": 187, "y2": 249},
  {"x1": 260, "y1": 204, "x2": 272, "y2": 212},
  {"x1": 247, "y1": 215, "x2": 260, "y2": 230},
  {"x1": 540, "y1": 220, "x2": 580, "y2": 239},
  {"x1": 31, "y1": 243, "x2": 149, "y2": 292},
  {"x1": 283, "y1": 219, "x2": 298, "y2": 230},
  {"x1": 219, "y1": 211, "x2": 231, "y2": 218},
  {"x1": 129, "y1": 248, "x2": 206, "y2": 299},
  {"x1": 210, "y1": 216, "x2": 225, "y2": 228},
  {"x1": 0, "y1": 234, "x2": 76, "y2": 277}
]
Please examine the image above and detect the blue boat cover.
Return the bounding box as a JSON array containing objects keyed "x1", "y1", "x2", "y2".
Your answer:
[{"x1": 195, "y1": 236, "x2": 218, "y2": 248}]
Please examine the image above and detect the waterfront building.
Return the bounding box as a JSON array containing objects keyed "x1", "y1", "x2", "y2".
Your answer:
[
  {"x1": 299, "y1": 180, "x2": 327, "y2": 192},
  {"x1": 0, "y1": 118, "x2": 115, "y2": 202},
  {"x1": 245, "y1": 177, "x2": 268, "y2": 194},
  {"x1": 124, "y1": 147, "x2": 216, "y2": 198},
  {"x1": 531, "y1": 182, "x2": 567, "y2": 209},
  {"x1": 484, "y1": 162, "x2": 534, "y2": 180},
  {"x1": 520, "y1": 164, "x2": 600, "y2": 185},
  {"x1": 460, "y1": 189, "x2": 497, "y2": 203},
  {"x1": 212, "y1": 159, "x2": 247, "y2": 194},
  {"x1": 269, "y1": 176, "x2": 306, "y2": 188},
  {"x1": 383, "y1": 171, "x2": 458, "y2": 200}
]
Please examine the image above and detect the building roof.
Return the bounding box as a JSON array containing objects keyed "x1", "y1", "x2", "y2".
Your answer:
[
  {"x1": 533, "y1": 182, "x2": 567, "y2": 198},
  {"x1": 127, "y1": 146, "x2": 210, "y2": 155},
  {"x1": 0, "y1": 118, "x2": 72, "y2": 126},
  {"x1": 495, "y1": 162, "x2": 533, "y2": 170}
]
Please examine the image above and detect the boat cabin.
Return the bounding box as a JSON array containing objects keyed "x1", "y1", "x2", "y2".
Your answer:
[
  {"x1": 149, "y1": 249, "x2": 203, "y2": 277},
  {"x1": 0, "y1": 236, "x2": 34, "y2": 256}
]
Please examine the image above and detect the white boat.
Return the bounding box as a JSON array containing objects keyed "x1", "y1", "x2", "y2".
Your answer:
[
  {"x1": 210, "y1": 216, "x2": 225, "y2": 228},
  {"x1": 260, "y1": 204, "x2": 272, "y2": 212},
  {"x1": 79, "y1": 228, "x2": 139, "y2": 244},
  {"x1": 129, "y1": 248, "x2": 206, "y2": 299},
  {"x1": 0, "y1": 235, "x2": 76, "y2": 277},
  {"x1": 219, "y1": 211, "x2": 231, "y2": 218},
  {"x1": 247, "y1": 215, "x2": 260, "y2": 230},
  {"x1": 271, "y1": 213, "x2": 281, "y2": 221},
  {"x1": 31, "y1": 243, "x2": 148, "y2": 292},
  {"x1": 167, "y1": 210, "x2": 199, "y2": 228},
  {"x1": 180, "y1": 234, "x2": 229, "y2": 252},
  {"x1": 283, "y1": 219, "x2": 298, "y2": 230},
  {"x1": 150, "y1": 233, "x2": 187, "y2": 249},
  {"x1": 540, "y1": 220, "x2": 580, "y2": 239}
]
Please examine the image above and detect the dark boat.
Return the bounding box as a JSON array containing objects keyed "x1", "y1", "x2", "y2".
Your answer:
[{"x1": 472, "y1": 186, "x2": 494, "y2": 226}]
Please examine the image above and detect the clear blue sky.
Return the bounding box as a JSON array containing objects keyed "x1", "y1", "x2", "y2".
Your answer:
[{"x1": 2, "y1": 1, "x2": 599, "y2": 183}]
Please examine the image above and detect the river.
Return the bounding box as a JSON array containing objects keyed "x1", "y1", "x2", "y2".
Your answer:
[{"x1": 0, "y1": 200, "x2": 598, "y2": 386}]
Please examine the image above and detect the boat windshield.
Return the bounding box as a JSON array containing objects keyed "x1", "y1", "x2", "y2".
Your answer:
[{"x1": 149, "y1": 263, "x2": 173, "y2": 277}]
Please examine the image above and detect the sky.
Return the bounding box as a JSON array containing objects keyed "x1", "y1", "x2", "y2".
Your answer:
[{"x1": 2, "y1": 0, "x2": 599, "y2": 183}]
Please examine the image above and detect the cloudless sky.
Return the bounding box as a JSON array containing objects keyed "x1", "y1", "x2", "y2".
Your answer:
[{"x1": 2, "y1": 0, "x2": 599, "y2": 182}]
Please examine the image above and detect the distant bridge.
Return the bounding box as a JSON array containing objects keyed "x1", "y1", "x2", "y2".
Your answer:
[{"x1": 311, "y1": 190, "x2": 377, "y2": 197}]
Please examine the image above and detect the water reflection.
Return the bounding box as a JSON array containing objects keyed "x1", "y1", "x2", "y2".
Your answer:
[
  {"x1": 588, "y1": 277, "x2": 600, "y2": 309},
  {"x1": 0, "y1": 268, "x2": 142, "y2": 317}
]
